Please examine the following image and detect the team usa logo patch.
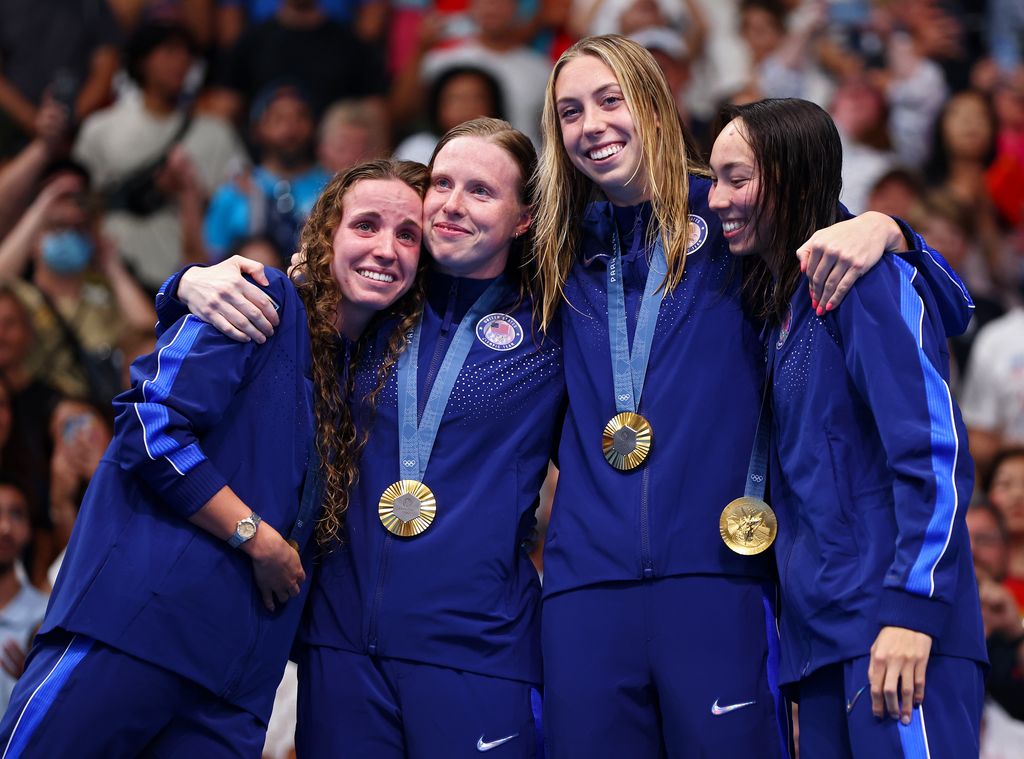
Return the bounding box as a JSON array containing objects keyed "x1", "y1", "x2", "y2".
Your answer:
[
  {"x1": 687, "y1": 214, "x2": 708, "y2": 255},
  {"x1": 476, "y1": 313, "x2": 524, "y2": 351},
  {"x1": 776, "y1": 304, "x2": 793, "y2": 350}
]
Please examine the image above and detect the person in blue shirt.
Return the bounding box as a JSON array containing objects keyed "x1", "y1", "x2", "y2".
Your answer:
[
  {"x1": 204, "y1": 82, "x2": 331, "y2": 266},
  {"x1": 529, "y1": 35, "x2": 974, "y2": 758},
  {"x1": 707, "y1": 97, "x2": 986, "y2": 759},
  {"x1": 160, "y1": 117, "x2": 563, "y2": 758},
  {"x1": 0, "y1": 159, "x2": 428, "y2": 758}
]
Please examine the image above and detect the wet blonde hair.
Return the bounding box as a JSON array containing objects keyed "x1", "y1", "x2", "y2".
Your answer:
[
  {"x1": 533, "y1": 35, "x2": 702, "y2": 328},
  {"x1": 292, "y1": 159, "x2": 429, "y2": 545}
]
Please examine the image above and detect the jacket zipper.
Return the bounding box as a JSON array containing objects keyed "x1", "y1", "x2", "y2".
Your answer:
[
  {"x1": 368, "y1": 535, "x2": 392, "y2": 655},
  {"x1": 640, "y1": 457, "x2": 653, "y2": 578}
]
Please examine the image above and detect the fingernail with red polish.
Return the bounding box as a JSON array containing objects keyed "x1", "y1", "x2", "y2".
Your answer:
[{"x1": 825, "y1": 302, "x2": 834, "y2": 312}]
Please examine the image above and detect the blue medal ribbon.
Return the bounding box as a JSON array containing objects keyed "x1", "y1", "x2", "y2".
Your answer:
[
  {"x1": 398, "y1": 276, "x2": 515, "y2": 482},
  {"x1": 607, "y1": 226, "x2": 668, "y2": 415},
  {"x1": 743, "y1": 335, "x2": 778, "y2": 500}
]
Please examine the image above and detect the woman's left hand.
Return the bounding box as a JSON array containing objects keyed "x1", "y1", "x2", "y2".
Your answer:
[{"x1": 797, "y1": 211, "x2": 905, "y2": 313}]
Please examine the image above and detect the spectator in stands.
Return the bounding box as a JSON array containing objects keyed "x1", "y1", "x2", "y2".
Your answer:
[
  {"x1": 629, "y1": 27, "x2": 693, "y2": 123},
  {"x1": 732, "y1": 0, "x2": 785, "y2": 101},
  {"x1": 213, "y1": 0, "x2": 388, "y2": 122},
  {"x1": 830, "y1": 77, "x2": 896, "y2": 214},
  {"x1": 46, "y1": 399, "x2": 111, "y2": 587},
  {"x1": 910, "y1": 191, "x2": 1006, "y2": 377},
  {"x1": 394, "y1": 65, "x2": 505, "y2": 164},
  {"x1": 391, "y1": 0, "x2": 552, "y2": 144},
  {"x1": 226, "y1": 234, "x2": 282, "y2": 270},
  {"x1": 0, "y1": 479, "x2": 48, "y2": 712},
  {"x1": 73, "y1": 21, "x2": 246, "y2": 291},
  {"x1": 205, "y1": 82, "x2": 330, "y2": 266},
  {"x1": 0, "y1": 163, "x2": 157, "y2": 407},
  {"x1": 987, "y1": 449, "x2": 1024, "y2": 581},
  {"x1": 923, "y1": 90, "x2": 1011, "y2": 289},
  {"x1": 969, "y1": 501, "x2": 1024, "y2": 618},
  {"x1": 987, "y1": 67, "x2": 1024, "y2": 228},
  {"x1": 866, "y1": 168, "x2": 925, "y2": 219},
  {"x1": 569, "y1": 0, "x2": 704, "y2": 59},
  {"x1": 0, "y1": 288, "x2": 59, "y2": 588},
  {"x1": 0, "y1": 98, "x2": 74, "y2": 240},
  {"x1": 967, "y1": 503, "x2": 1024, "y2": 728},
  {"x1": 215, "y1": 0, "x2": 377, "y2": 50},
  {"x1": 106, "y1": 0, "x2": 217, "y2": 49},
  {"x1": 0, "y1": 0, "x2": 120, "y2": 157},
  {"x1": 961, "y1": 309, "x2": 1024, "y2": 473},
  {"x1": 316, "y1": 99, "x2": 390, "y2": 174}
]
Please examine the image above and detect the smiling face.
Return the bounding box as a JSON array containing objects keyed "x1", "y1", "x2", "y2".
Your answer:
[
  {"x1": 330, "y1": 178, "x2": 423, "y2": 336},
  {"x1": 709, "y1": 118, "x2": 767, "y2": 260},
  {"x1": 424, "y1": 135, "x2": 531, "y2": 279},
  {"x1": 554, "y1": 55, "x2": 649, "y2": 207}
]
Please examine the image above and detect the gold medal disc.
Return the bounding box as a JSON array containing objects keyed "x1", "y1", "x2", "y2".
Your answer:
[
  {"x1": 602, "y1": 412, "x2": 653, "y2": 470},
  {"x1": 379, "y1": 480, "x2": 437, "y2": 537},
  {"x1": 719, "y1": 497, "x2": 777, "y2": 555}
]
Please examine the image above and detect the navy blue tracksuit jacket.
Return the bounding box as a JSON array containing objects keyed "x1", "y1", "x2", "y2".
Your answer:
[
  {"x1": 299, "y1": 271, "x2": 566, "y2": 685},
  {"x1": 770, "y1": 255, "x2": 987, "y2": 685},
  {"x1": 43, "y1": 269, "x2": 315, "y2": 723}
]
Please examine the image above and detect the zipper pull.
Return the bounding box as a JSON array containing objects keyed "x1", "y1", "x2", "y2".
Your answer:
[{"x1": 440, "y1": 278, "x2": 459, "y2": 337}]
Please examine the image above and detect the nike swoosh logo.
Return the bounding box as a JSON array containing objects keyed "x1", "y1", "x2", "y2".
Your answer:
[
  {"x1": 846, "y1": 686, "x2": 867, "y2": 714},
  {"x1": 711, "y1": 699, "x2": 756, "y2": 715},
  {"x1": 477, "y1": 733, "x2": 519, "y2": 752}
]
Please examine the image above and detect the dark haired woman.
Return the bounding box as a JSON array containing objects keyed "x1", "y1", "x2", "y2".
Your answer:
[
  {"x1": 709, "y1": 98, "x2": 987, "y2": 758},
  {"x1": 0, "y1": 160, "x2": 429, "y2": 757},
  {"x1": 158, "y1": 118, "x2": 563, "y2": 758},
  {"x1": 394, "y1": 65, "x2": 506, "y2": 165}
]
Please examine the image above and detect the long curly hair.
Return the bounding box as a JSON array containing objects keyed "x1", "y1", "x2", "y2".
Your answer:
[
  {"x1": 291, "y1": 159, "x2": 429, "y2": 545},
  {"x1": 533, "y1": 35, "x2": 706, "y2": 329}
]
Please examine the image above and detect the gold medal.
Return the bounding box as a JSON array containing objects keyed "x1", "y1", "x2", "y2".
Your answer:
[
  {"x1": 287, "y1": 539, "x2": 300, "y2": 553},
  {"x1": 719, "y1": 497, "x2": 777, "y2": 555},
  {"x1": 378, "y1": 479, "x2": 437, "y2": 537},
  {"x1": 602, "y1": 412, "x2": 653, "y2": 470}
]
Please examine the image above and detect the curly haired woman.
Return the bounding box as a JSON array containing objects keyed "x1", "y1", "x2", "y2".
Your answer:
[{"x1": 0, "y1": 160, "x2": 429, "y2": 758}]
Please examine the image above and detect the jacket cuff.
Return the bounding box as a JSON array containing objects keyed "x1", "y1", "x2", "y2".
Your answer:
[
  {"x1": 163, "y1": 458, "x2": 228, "y2": 518},
  {"x1": 877, "y1": 587, "x2": 951, "y2": 639}
]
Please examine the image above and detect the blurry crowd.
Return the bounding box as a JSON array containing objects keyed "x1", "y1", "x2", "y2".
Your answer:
[{"x1": 1, "y1": 0, "x2": 1023, "y2": 756}]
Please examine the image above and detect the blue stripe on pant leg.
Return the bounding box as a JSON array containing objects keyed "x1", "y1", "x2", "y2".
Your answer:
[
  {"x1": 897, "y1": 705, "x2": 930, "y2": 759},
  {"x1": 2, "y1": 636, "x2": 93, "y2": 759},
  {"x1": 531, "y1": 687, "x2": 544, "y2": 758}
]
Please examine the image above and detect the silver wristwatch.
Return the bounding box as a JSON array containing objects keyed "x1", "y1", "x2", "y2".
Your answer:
[{"x1": 228, "y1": 512, "x2": 262, "y2": 548}]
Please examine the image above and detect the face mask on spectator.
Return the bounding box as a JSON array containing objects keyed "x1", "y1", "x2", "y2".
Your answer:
[{"x1": 40, "y1": 230, "x2": 94, "y2": 275}]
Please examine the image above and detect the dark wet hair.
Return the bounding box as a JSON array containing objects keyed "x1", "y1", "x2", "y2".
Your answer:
[{"x1": 713, "y1": 98, "x2": 843, "y2": 323}]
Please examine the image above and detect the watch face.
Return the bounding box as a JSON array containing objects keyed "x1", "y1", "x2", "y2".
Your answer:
[{"x1": 238, "y1": 520, "x2": 257, "y2": 540}]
